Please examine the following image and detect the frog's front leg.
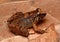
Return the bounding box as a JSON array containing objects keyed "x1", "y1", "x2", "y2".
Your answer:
[{"x1": 32, "y1": 23, "x2": 47, "y2": 34}]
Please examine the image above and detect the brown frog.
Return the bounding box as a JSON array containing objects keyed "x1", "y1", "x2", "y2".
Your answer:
[{"x1": 7, "y1": 8, "x2": 46, "y2": 37}]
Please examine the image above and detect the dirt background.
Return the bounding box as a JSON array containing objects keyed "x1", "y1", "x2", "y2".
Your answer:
[
  {"x1": 0, "y1": 0, "x2": 60, "y2": 42},
  {"x1": 0, "y1": 0, "x2": 60, "y2": 22}
]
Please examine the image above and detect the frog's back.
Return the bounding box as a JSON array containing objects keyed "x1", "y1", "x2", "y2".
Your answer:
[{"x1": 19, "y1": 18, "x2": 33, "y2": 29}]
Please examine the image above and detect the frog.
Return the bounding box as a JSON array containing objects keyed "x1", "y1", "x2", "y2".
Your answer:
[{"x1": 7, "y1": 8, "x2": 46, "y2": 37}]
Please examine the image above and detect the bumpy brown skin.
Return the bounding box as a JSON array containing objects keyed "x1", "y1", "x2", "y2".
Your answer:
[{"x1": 7, "y1": 8, "x2": 46, "y2": 37}]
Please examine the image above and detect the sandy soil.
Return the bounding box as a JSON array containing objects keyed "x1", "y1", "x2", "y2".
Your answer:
[{"x1": 0, "y1": 0, "x2": 60, "y2": 22}]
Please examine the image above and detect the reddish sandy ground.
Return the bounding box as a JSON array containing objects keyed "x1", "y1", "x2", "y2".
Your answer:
[{"x1": 0, "y1": 0, "x2": 60, "y2": 21}]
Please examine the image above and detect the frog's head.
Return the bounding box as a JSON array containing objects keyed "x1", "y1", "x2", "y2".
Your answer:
[{"x1": 33, "y1": 13, "x2": 46, "y2": 24}]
